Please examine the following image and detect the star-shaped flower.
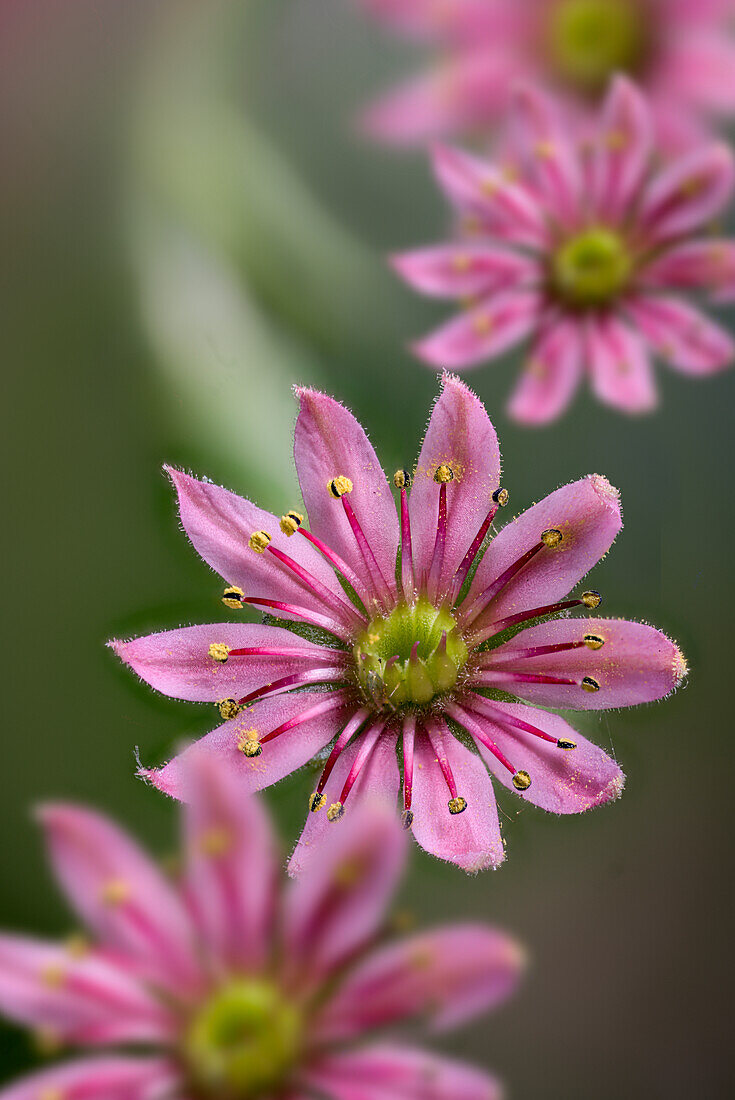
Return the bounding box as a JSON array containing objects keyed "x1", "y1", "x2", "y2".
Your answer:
[
  {"x1": 0, "y1": 756, "x2": 522, "y2": 1099},
  {"x1": 114, "y1": 374, "x2": 686, "y2": 872},
  {"x1": 393, "y1": 79, "x2": 735, "y2": 421}
]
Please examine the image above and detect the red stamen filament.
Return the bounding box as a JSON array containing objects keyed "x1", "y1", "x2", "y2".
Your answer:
[
  {"x1": 402, "y1": 715, "x2": 416, "y2": 817},
  {"x1": 460, "y1": 540, "x2": 545, "y2": 625},
  {"x1": 466, "y1": 694, "x2": 557, "y2": 745},
  {"x1": 237, "y1": 667, "x2": 344, "y2": 707},
  {"x1": 297, "y1": 528, "x2": 373, "y2": 609},
  {"x1": 447, "y1": 704, "x2": 518, "y2": 777},
  {"x1": 468, "y1": 597, "x2": 585, "y2": 646},
  {"x1": 427, "y1": 482, "x2": 448, "y2": 601},
  {"x1": 227, "y1": 645, "x2": 349, "y2": 664},
  {"x1": 313, "y1": 708, "x2": 370, "y2": 793},
  {"x1": 399, "y1": 486, "x2": 415, "y2": 601},
  {"x1": 259, "y1": 693, "x2": 352, "y2": 745},
  {"x1": 485, "y1": 640, "x2": 586, "y2": 663},
  {"x1": 337, "y1": 721, "x2": 385, "y2": 806},
  {"x1": 448, "y1": 502, "x2": 499, "y2": 605},
  {"x1": 473, "y1": 670, "x2": 578, "y2": 688},
  {"x1": 240, "y1": 597, "x2": 348, "y2": 638},
  {"x1": 265, "y1": 545, "x2": 365, "y2": 628},
  {"x1": 424, "y1": 721, "x2": 458, "y2": 799},
  {"x1": 341, "y1": 496, "x2": 393, "y2": 608}
]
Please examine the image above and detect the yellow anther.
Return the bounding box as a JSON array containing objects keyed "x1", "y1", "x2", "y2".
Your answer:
[
  {"x1": 527, "y1": 358, "x2": 548, "y2": 379},
  {"x1": 434, "y1": 463, "x2": 454, "y2": 484},
  {"x1": 581, "y1": 676, "x2": 601, "y2": 693},
  {"x1": 249, "y1": 529, "x2": 272, "y2": 553},
  {"x1": 327, "y1": 801, "x2": 345, "y2": 822},
  {"x1": 448, "y1": 796, "x2": 467, "y2": 815},
  {"x1": 198, "y1": 827, "x2": 232, "y2": 858},
  {"x1": 492, "y1": 487, "x2": 509, "y2": 506},
  {"x1": 65, "y1": 934, "x2": 89, "y2": 959},
  {"x1": 40, "y1": 962, "x2": 66, "y2": 989},
  {"x1": 280, "y1": 511, "x2": 303, "y2": 536},
  {"x1": 481, "y1": 178, "x2": 499, "y2": 197},
  {"x1": 328, "y1": 475, "x2": 353, "y2": 498},
  {"x1": 237, "y1": 732, "x2": 262, "y2": 757},
  {"x1": 208, "y1": 642, "x2": 230, "y2": 663},
  {"x1": 541, "y1": 528, "x2": 563, "y2": 548},
  {"x1": 218, "y1": 698, "x2": 241, "y2": 721},
  {"x1": 39, "y1": 1088, "x2": 64, "y2": 1100},
  {"x1": 309, "y1": 792, "x2": 327, "y2": 813},
  {"x1": 583, "y1": 634, "x2": 605, "y2": 650},
  {"x1": 606, "y1": 129, "x2": 628, "y2": 150},
  {"x1": 535, "y1": 140, "x2": 556, "y2": 159},
  {"x1": 33, "y1": 1026, "x2": 63, "y2": 1056},
  {"x1": 401, "y1": 809, "x2": 414, "y2": 830},
  {"x1": 451, "y1": 253, "x2": 472, "y2": 272},
  {"x1": 581, "y1": 590, "x2": 602, "y2": 609},
  {"x1": 221, "y1": 585, "x2": 244, "y2": 609},
  {"x1": 100, "y1": 879, "x2": 130, "y2": 906},
  {"x1": 462, "y1": 215, "x2": 482, "y2": 235},
  {"x1": 394, "y1": 468, "x2": 411, "y2": 489},
  {"x1": 472, "y1": 313, "x2": 493, "y2": 336},
  {"x1": 512, "y1": 770, "x2": 532, "y2": 791},
  {"x1": 334, "y1": 857, "x2": 364, "y2": 888},
  {"x1": 557, "y1": 738, "x2": 577, "y2": 750}
]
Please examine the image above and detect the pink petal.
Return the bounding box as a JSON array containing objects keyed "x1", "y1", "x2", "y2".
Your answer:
[
  {"x1": 590, "y1": 77, "x2": 653, "y2": 221},
  {"x1": 181, "y1": 753, "x2": 278, "y2": 974},
  {"x1": 412, "y1": 289, "x2": 542, "y2": 369},
  {"x1": 462, "y1": 475, "x2": 622, "y2": 633},
  {"x1": 361, "y1": 52, "x2": 511, "y2": 144},
  {"x1": 361, "y1": 0, "x2": 515, "y2": 44},
  {"x1": 624, "y1": 294, "x2": 735, "y2": 375},
  {"x1": 391, "y1": 243, "x2": 538, "y2": 299},
  {"x1": 663, "y1": 33, "x2": 735, "y2": 111},
  {"x1": 304, "y1": 1044, "x2": 502, "y2": 1100},
  {"x1": 408, "y1": 373, "x2": 501, "y2": 594},
  {"x1": 283, "y1": 803, "x2": 406, "y2": 987},
  {"x1": 167, "y1": 467, "x2": 352, "y2": 634},
  {"x1": 512, "y1": 83, "x2": 582, "y2": 227},
  {"x1": 288, "y1": 730, "x2": 401, "y2": 878},
  {"x1": 640, "y1": 238, "x2": 735, "y2": 293},
  {"x1": 507, "y1": 316, "x2": 583, "y2": 425},
  {"x1": 410, "y1": 724, "x2": 504, "y2": 872},
  {"x1": 464, "y1": 696, "x2": 625, "y2": 813},
  {"x1": 0, "y1": 1056, "x2": 178, "y2": 1100},
  {"x1": 587, "y1": 314, "x2": 658, "y2": 414},
  {"x1": 640, "y1": 143, "x2": 735, "y2": 243},
  {"x1": 144, "y1": 691, "x2": 353, "y2": 800},
  {"x1": 481, "y1": 617, "x2": 687, "y2": 710},
  {"x1": 110, "y1": 623, "x2": 345, "y2": 702},
  {"x1": 36, "y1": 804, "x2": 201, "y2": 996},
  {"x1": 0, "y1": 934, "x2": 174, "y2": 1044},
  {"x1": 430, "y1": 143, "x2": 549, "y2": 249},
  {"x1": 315, "y1": 923, "x2": 523, "y2": 1040},
  {"x1": 293, "y1": 388, "x2": 399, "y2": 603}
]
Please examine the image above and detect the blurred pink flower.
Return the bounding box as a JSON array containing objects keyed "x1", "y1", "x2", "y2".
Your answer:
[
  {"x1": 0, "y1": 757, "x2": 523, "y2": 1099},
  {"x1": 360, "y1": 0, "x2": 735, "y2": 149},
  {"x1": 114, "y1": 375, "x2": 686, "y2": 872},
  {"x1": 393, "y1": 79, "x2": 735, "y2": 421}
]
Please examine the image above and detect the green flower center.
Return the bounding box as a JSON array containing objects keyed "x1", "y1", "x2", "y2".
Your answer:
[
  {"x1": 355, "y1": 598, "x2": 468, "y2": 709},
  {"x1": 185, "y1": 980, "x2": 301, "y2": 1099},
  {"x1": 546, "y1": 0, "x2": 648, "y2": 96},
  {"x1": 551, "y1": 228, "x2": 632, "y2": 307}
]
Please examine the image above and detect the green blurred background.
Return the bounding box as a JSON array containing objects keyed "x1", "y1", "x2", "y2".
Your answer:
[{"x1": 2, "y1": 1, "x2": 733, "y2": 1095}]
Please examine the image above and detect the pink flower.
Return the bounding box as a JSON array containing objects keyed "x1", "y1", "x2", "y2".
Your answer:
[
  {"x1": 0, "y1": 756, "x2": 523, "y2": 1099},
  {"x1": 359, "y1": 0, "x2": 735, "y2": 150},
  {"x1": 113, "y1": 374, "x2": 686, "y2": 873},
  {"x1": 393, "y1": 79, "x2": 735, "y2": 422}
]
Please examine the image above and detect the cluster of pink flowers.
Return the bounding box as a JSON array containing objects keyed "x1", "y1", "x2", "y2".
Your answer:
[
  {"x1": 0, "y1": 754, "x2": 523, "y2": 1099},
  {"x1": 356, "y1": 2, "x2": 735, "y2": 420}
]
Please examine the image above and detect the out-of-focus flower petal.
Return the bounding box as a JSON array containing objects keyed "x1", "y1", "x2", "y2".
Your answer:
[
  {"x1": 110, "y1": 623, "x2": 347, "y2": 702},
  {"x1": 625, "y1": 294, "x2": 735, "y2": 374},
  {"x1": 36, "y1": 805, "x2": 201, "y2": 996},
  {"x1": 587, "y1": 315, "x2": 657, "y2": 414},
  {"x1": 284, "y1": 804, "x2": 407, "y2": 987},
  {"x1": 640, "y1": 143, "x2": 735, "y2": 243},
  {"x1": 512, "y1": 84, "x2": 582, "y2": 227},
  {"x1": 640, "y1": 238, "x2": 735, "y2": 293},
  {"x1": 391, "y1": 244, "x2": 538, "y2": 299},
  {"x1": 410, "y1": 723, "x2": 504, "y2": 872},
  {"x1": 507, "y1": 317, "x2": 583, "y2": 424},
  {"x1": 304, "y1": 1043, "x2": 502, "y2": 1100},
  {"x1": 412, "y1": 289, "x2": 542, "y2": 369},
  {"x1": 0, "y1": 1056, "x2": 178, "y2": 1100},
  {"x1": 662, "y1": 32, "x2": 735, "y2": 111},
  {"x1": 0, "y1": 934, "x2": 175, "y2": 1044},
  {"x1": 315, "y1": 924, "x2": 523, "y2": 1039},
  {"x1": 181, "y1": 754, "x2": 278, "y2": 974},
  {"x1": 590, "y1": 77, "x2": 652, "y2": 220}
]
